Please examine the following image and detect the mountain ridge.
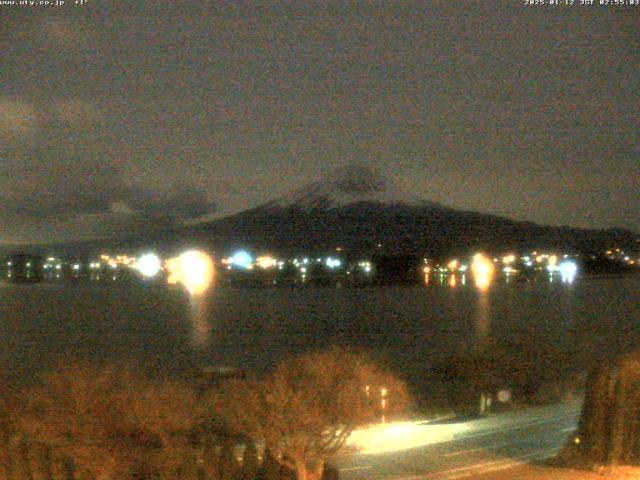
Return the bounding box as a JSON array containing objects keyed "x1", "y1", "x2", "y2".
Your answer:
[
  {"x1": 1, "y1": 165, "x2": 637, "y2": 258},
  {"x1": 184, "y1": 165, "x2": 637, "y2": 257}
]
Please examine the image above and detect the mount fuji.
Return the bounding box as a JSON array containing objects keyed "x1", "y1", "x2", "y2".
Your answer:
[
  {"x1": 7, "y1": 164, "x2": 635, "y2": 258},
  {"x1": 185, "y1": 165, "x2": 635, "y2": 257}
]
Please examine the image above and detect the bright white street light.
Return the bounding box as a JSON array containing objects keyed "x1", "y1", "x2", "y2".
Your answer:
[
  {"x1": 136, "y1": 253, "x2": 162, "y2": 278},
  {"x1": 559, "y1": 260, "x2": 578, "y2": 283},
  {"x1": 230, "y1": 251, "x2": 253, "y2": 269},
  {"x1": 325, "y1": 257, "x2": 342, "y2": 269}
]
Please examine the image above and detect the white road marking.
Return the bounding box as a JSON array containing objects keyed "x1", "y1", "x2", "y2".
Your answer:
[
  {"x1": 340, "y1": 466, "x2": 372, "y2": 472},
  {"x1": 444, "y1": 427, "x2": 569, "y2": 457},
  {"x1": 440, "y1": 447, "x2": 560, "y2": 480},
  {"x1": 443, "y1": 442, "x2": 511, "y2": 457},
  {"x1": 399, "y1": 447, "x2": 559, "y2": 480}
]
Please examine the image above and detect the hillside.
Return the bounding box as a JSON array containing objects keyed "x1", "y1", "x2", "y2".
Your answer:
[{"x1": 186, "y1": 165, "x2": 636, "y2": 257}]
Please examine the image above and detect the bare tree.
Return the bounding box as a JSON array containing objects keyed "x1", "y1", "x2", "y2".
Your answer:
[
  {"x1": 209, "y1": 346, "x2": 411, "y2": 480},
  {"x1": 241, "y1": 438, "x2": 259, "y2": 480},
  {"x1": 15, "y1": 362, "x2": 202, "y2": 480}
]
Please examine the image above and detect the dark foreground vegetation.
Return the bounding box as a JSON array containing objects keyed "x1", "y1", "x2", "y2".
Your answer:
[
  {"x1": 418, "y1": 339, "x2": 586, "y2": 417},
  {"x1": 0, "y1": 347, "x2": 409, "y2": 480},
  {"x1": 5, "y1": 339, "x2": 639, "y2": 479},
  {"x1": 539, "y1": 350, "x2": 640, "y2": 479},
  {"x1": 571, "y1": 350, "x2": 640, "y2": 466}
]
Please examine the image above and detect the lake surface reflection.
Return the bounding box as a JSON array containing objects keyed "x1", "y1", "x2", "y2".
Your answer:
[{"x1": 1, "y1": 276, "x2": 639, "y2": 392}]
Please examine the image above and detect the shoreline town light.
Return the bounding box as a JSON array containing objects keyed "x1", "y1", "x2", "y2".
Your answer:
[
  {"x1": 325, "y1": 257, "x2": 342, "y2": 269},
  {"x1": 256, "y1": 255, "x2": 277, "y2": 269},
  {"x1": 229, "y1": 251, "x2": 253, "y2": 269},
  {"x1": 136, "y1": 253, "x2": 162, "y2": 278},
  {"x1": 166, "y1": 250, "x2": 214, "y2": 295},
  {"x1": 559, "y1": 260, "x2": 578, "y2": 283},
  {"x1": 471, "y1": 253, "x2": 494, "y2": 290}
]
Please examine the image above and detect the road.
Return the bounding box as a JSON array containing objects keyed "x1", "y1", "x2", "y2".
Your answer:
[{"x1": 336, "y1": 402, "x2": 581, "y2": 480}]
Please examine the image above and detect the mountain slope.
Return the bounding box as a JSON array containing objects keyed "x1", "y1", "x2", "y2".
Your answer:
[{"x1": 187, "y1": 165, "x2": 637, "y2": 257}]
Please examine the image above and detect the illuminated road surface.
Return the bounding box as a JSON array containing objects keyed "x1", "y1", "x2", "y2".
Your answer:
[{"x1": 337, "y1": 402, "x2": 581, "y2": 480}]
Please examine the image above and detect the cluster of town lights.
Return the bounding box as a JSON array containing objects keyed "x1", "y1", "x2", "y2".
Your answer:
[
  {"x1": 425, "y1": 250, "x2": 581, "y2": 288},
  {"x1": 7, "y1": 243, "x2": 599, "y2": 290},
  {"x1": 221, "y1": 251, "x2": 348, "y2": 274},
  {"x1": 97, "y1": 250, "x2": 217, "y2": 295}
]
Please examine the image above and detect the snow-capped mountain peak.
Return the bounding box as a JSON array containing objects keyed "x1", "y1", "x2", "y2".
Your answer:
[{"x1": 268, "y1": 164, "x2": 427, "y2": 210}]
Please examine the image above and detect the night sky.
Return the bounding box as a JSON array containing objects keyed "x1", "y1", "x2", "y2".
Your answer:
[{"x1": 1, "y1": 2, "x2": 638, "y2": 244}]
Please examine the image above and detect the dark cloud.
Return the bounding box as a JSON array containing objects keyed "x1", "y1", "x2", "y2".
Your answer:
[
  {"x1": 0, "y1": 181, "x2": 213, "y2": 221},
  {"x1": 0, "y1": 156, "x2": 214, "y2": 243}
]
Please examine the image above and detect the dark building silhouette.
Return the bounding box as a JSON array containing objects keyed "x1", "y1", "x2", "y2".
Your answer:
[{"x1": 5, "y1": 254, "x2": 43, "y2": 283}]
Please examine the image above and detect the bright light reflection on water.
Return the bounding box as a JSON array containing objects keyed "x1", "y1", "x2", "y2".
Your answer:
[
  {"x1": 189, "y1": 294, "x2": 212, "y2": 348},
  {"x1": 165, "y1": 250, "x2": 215, "y2": 346},
  {"x1": 475, "y1": 288, "x2": 491, "y2": 344}
]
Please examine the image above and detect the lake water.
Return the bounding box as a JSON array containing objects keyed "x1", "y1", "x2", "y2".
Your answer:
[{"x1": 1, "y1": 276, "x2": 639, "y2": 399}]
